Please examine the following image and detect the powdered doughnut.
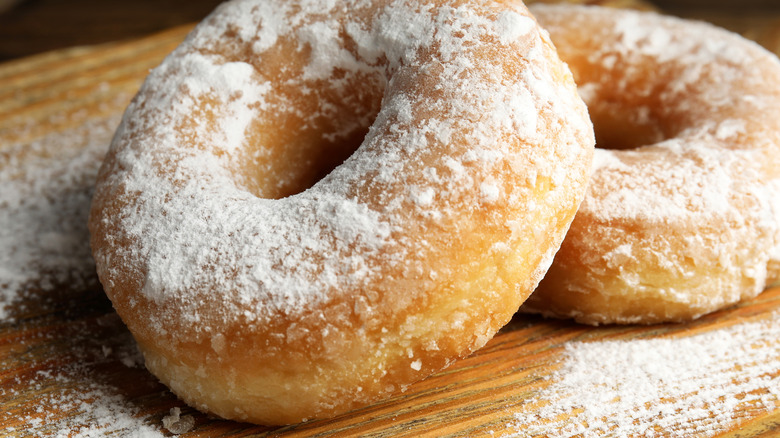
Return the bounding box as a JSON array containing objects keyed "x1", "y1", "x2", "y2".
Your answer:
[
  {"x1": 89, "y1": 0, "x2": 593, "y2": 425},
  {"x1": 523, "y1": 5, "x2": 780, "y2": 325}
]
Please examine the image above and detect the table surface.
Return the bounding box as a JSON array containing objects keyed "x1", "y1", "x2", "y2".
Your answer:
[{"x1": 1, "y1": 1, "x2": 779, "y2": 437}]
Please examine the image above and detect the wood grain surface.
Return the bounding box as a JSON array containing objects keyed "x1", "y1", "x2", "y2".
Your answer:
[{"x1": 1, "y1": 3, "x2": 779, "y2": 437}]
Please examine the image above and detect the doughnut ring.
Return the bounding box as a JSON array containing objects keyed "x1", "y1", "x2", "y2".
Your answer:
[
  {"x1": 89, "y1": 0, "x2": 593, "y2": 424},
  {"x1": 523, "y1": 5, "x2": 780, "y2": 325}
]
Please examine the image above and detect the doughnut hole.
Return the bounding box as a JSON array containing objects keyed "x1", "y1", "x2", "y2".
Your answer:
[
  {"x1": 585, "y1": 96, "x2": 665, "y2": 150},
  {"x1": 575, "y1": 63, "x2": 693, "y2": 152},
  {"x1": 236, "y1": 80, "x2": 381, "y2": 199},
  {"x1": 229, "y1": 36, "x2": 384, "y2": 200}
]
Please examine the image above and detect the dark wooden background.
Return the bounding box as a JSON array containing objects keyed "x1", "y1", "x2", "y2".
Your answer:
[
  {"x1": 0, "y1": 0, "x2": 223, "y2": 61},
  {"x1": 2, "y1": 0, "x2": 780, "y2": 62}
]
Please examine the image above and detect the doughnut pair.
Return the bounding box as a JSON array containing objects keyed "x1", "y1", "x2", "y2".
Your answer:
[{"x1": 89, "y1": 0, "x2": 780, "y2": 425}]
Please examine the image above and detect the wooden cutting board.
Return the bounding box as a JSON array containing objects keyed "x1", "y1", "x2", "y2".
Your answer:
[{"x1": 1, "y1": 12, "x2": 779, "y2": 438}]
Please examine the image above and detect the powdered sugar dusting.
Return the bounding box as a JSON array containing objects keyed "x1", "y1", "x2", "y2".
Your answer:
[
  {"x1": 508, "y1": 313, "x2": 780, "y2": 437},
  {"x1": 140, "y1": 52, "x2": 272, "y2": 156},
  {"x1": 589, "y1": 143, "x2": 753, "y2": 222}
]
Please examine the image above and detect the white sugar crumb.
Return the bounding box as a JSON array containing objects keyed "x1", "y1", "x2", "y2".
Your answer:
[
  {"x1": 479, "y1": 182, "x2": 500, "y2": 203},
  {"x1": 162, "y1": 407, "x2": 195, "y2": 434},
  {"x1": 508, "y1": 314, "x2": 780, "y2": 437},
  {"x1": 410, "y1": 186, "x2": 436, "y2": 207},
  {"x1": 410, "y1": 359, "x2": 422, "y2": 371},
  {"x1": 496, "y1": 11, "x2": 536, "y2": 45},
  {"x1": 211, "y1": 332, "x2": 227, "y2": 354},
  {"x1": 603, "y1": 243, "x2": 634, "y2": 270}
]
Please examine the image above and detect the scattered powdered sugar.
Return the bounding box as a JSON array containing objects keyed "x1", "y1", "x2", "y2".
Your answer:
[
  {"x1": 44, "y1": 381, "x2": 164, "y2": 438},
  {"x1": 0, "y1": 313, "x2": 170, "y2": 437},
  {"x1": 508, "y1": 313, "x2": 780, "y2": 437},
  {"x1": 0, "y1": 111, "x2": 185, "y2": 436},
  {"x1": 0, "y1": 117, "x2": 117, "y2": 321},
  {"x1": 479, "y1": 181, "x2": 501, "y2": 203}
]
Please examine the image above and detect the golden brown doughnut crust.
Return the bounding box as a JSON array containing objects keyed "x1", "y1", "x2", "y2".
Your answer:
[
  {"x1": 89, "y1": 0, "x2": 594, "y2": 424},
  {"x1": 524, "y1": 5, "x2": 780, "y2": 325}
]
